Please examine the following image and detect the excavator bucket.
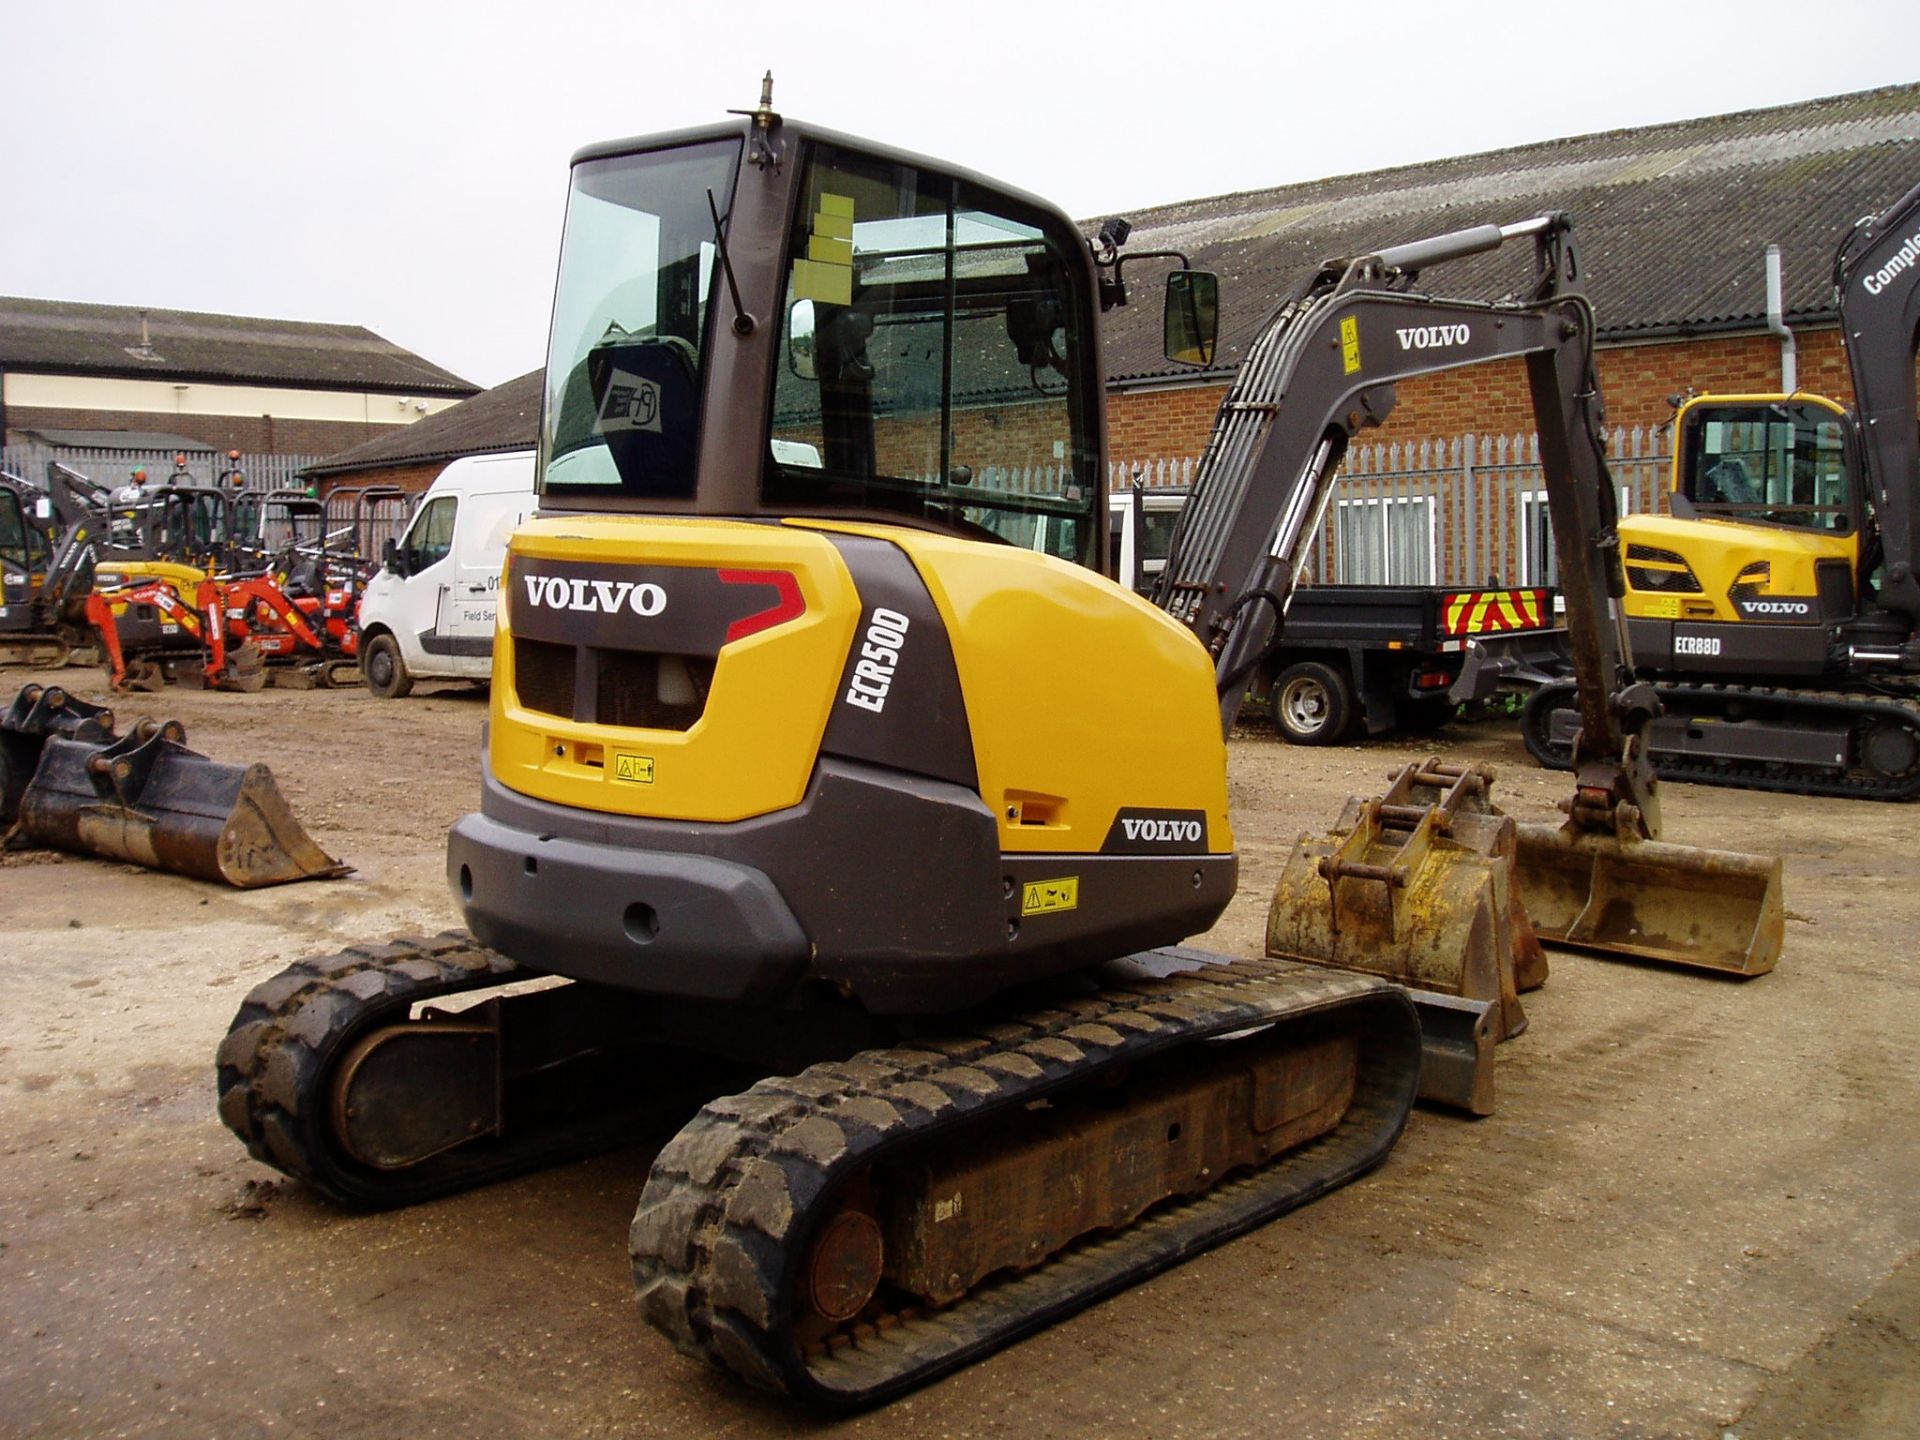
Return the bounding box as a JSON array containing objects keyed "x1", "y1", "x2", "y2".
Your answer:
[
  {"x1": 1266, "y1": 760, "x2": 1545, "y2": 1115},
  {"x1": 0, "y1": 684, "x2": 116, "y2": 827},
  {"x1": 1512, "y1": 820, "x2": 1783, "y2": 977},
  {"x1": 6, "y1": 691, "x2": 349, "y2": 888}
]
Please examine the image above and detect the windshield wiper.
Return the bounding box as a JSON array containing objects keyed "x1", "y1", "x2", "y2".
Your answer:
[{"x1": 707, "y1": 189, "x2": 754, "y2": 336}]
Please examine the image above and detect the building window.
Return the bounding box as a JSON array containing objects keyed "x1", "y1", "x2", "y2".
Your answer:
[
  {"x1": 1335, "y1": 495, "x2": 1434, "y2": 584},
  {"x1": 1521, "y1": 488, "x2": 1632, "y2": 588}
]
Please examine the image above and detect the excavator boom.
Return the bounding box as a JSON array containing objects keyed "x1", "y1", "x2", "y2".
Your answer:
[
  {"x1": 1836, "y1": 178, "x2": 1920, "y2": 634},
  {"x1": 1148, "y1": 213, "x2": 1779, "y2": 977}
]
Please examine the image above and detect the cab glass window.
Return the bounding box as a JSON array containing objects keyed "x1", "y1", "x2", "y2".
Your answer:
[
  {"x1": 1683, "y1": 402, "x2": 1852, "y2": 532},
  {"x1": 0, "y1": 490, "x2": 26, "y2": 571},
  {"x1": 406, "y1": 497, "x2": 457, "y2": 570},
  {"x1": 541, "y1": 140, "x2": 742, "y2": 498},
  {"x1": 766, "y1": 143, "x2": 1099, "y2": 567}
]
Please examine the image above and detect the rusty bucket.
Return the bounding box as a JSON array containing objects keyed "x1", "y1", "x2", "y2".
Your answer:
[
  {"x1": 13, "y1": 717, "x2": 349, "y2": 888},
  {"x1": 1267, "y1": 760, "x2": 1545, "y2": 1114},
  {"x1": 1513, "y1": 820, "x2": 1782, "y2": 977}
]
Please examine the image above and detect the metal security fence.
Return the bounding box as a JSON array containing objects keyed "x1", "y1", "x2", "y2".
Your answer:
[
  {"x1": 1112, "y1": 426, "x2": 1671, "y2": 587},
  {"x1": 0, "y1": 443, "x2": 325, "y2": 493}
]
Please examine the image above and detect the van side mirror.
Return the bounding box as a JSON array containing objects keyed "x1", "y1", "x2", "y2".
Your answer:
[
  {"x1": 1164, "y1": 270, "x2": 1219, "y2": 367},
  {"x1": 383, "y1": 536, "x2": 406, "y2": 577}
]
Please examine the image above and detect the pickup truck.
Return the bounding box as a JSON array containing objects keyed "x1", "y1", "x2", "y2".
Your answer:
[{"x1": 1112, "y1": 487, "x2": 1556, "y2": 744}]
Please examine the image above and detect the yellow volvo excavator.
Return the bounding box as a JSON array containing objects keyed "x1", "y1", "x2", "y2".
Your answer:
[
  {"x1": 217, "y1": 85, "x2": 1778, "y2": 1406},
  {"x1": 1525, "y1": 179, "x2": 1920, "y2": 799}
]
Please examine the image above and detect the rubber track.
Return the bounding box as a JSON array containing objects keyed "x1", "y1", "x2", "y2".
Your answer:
[
  {"x1": 215, "y1": 932, "x2": 534, "y2": 1208},
  {"x1": 629, "y1": 953, "x2": 1419, "y2": 1409},
  {"x1": 1523, "y1": 680, "x2": 1920, "y2": 801}
]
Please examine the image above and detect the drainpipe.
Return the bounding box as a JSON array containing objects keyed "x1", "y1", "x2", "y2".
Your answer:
[{"x1": 1765, "y1": 244, "x2": 1797, "y2": 393}]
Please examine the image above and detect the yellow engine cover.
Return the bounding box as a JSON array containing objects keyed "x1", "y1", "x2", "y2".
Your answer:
[
  {"x1": 1619, "y1": 512, "x2": 1854, "y2": 624},
  {"x1": 490, "y1": 515, "x2": 1231, "y2": 856}
]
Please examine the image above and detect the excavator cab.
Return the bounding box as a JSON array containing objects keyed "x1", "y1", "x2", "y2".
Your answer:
[{"x1": 1617, "y1": 394, "x2": 1863, "y2": 674}]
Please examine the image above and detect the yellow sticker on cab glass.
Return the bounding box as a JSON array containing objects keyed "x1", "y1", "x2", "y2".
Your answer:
[
  {"x1": 613, "y1": 753, "x2": 655, "y2": 785},
  {"x1": 1340, "y1": 315, "x2": 1362, "y2": 374},
  {"x1": 1021, "y1": 877, "x2": 1079, "y2": 916}
]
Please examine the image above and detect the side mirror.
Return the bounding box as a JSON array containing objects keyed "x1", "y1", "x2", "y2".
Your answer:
[
  {"x1": 383, "y1": 536, "x2": 406, "y2": 577},
  {"x1": 1164, "y1": 270, "x2": 1220, "y2": 368},
  {"x1": 788, "y1": 298, "x2": 817, "y2": 380},
  {"x1": 33, "y1": 497, "x2": 53, "y2": 523}
]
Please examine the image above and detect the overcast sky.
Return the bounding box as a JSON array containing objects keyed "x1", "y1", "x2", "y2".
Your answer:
[{"x1": 8, "y1": 0, "x2": 1919, "y2": 390}]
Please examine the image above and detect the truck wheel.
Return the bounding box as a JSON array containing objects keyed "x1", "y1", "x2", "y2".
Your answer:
[
  {"x1": 363, "y1": 634, "x2": 413, "y2": 700},
  {"x1": 1272, "y1": 662, "x2": 1354, "y2": 745}
]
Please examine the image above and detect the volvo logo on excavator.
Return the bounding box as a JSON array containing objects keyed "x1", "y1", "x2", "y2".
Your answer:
[
  {"x1": 1397, "y1": 324, "x2": 1472, "y2": 350},
  {"x1": 521, "y1": 575, "x2": 668, "y2": 616},
  {"x1": 1102, "y1": 808, "x2": 1210, "y2": 853},
  {"x1": 1734, "y1": 596, "x2": 1814, "y2": 619}
]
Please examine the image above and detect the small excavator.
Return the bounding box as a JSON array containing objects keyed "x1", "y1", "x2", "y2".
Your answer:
[
  {"x1": 0, "y1": 466, "x2": 112, "y2": 669},
  {"x1": 1526, "y1": 177, "x2": 1920, "y2": 800},
  {"x1": 216, "y1": 88, "x2": 1782, "y2": 1407}
]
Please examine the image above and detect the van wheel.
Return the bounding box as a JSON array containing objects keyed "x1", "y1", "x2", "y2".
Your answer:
[
  {"x1": 1272, "y1": 662, "x2": 1354, "y2": 745},
  {"x1": 363, "y1": 634, "x2": 413, "y2": 699}
]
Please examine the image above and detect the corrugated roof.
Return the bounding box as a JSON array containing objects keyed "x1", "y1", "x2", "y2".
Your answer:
[
  {"x1": 11, "y1": 427, "x2": 215, "y2": 452},
  {"x1": 0, "y1": 296, "x2": 479, "y2": 395},
  {"x1": 304, "y1": 368, "x2": 543, "y2": 477},
  {"x1": 1094, "y1": 83, "x2": 1920, "y2": 384}
]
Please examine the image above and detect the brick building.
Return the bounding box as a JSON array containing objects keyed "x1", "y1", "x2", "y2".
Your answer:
[
  {"x1": 0, "y1": 297, "x2": 479, "y2": 458},
  {"x1": 1098, "y1": 83, "x2": 1918, "y2": 466},
  {"x1": 303, "y1": 368, "x2": 542, "y2": 496}
]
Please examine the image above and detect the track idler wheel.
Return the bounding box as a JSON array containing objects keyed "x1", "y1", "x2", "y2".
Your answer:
[{"x1": 801, "y1": 1207, "x2": 887, "y2": 1327}]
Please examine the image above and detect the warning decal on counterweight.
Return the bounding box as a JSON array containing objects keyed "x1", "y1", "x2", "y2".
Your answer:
[{"x1": 1021, "y1": 877, "x2": 1079, "y2": 916}]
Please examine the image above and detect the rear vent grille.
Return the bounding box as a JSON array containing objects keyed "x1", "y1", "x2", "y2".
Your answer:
[
  {"x1": 514, "y1": 637, "x2": 576, "y2": 718},
  {"x1": 513, "y1": 640, "x2": 717, "y2": 730},
  {"x1": 596, "y1": 651, "x2": 714, "y2": 732}
]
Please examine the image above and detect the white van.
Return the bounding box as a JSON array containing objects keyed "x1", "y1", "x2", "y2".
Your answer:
[{"x1": 356, "y1": 450, "x2": 535, "y2": 698}]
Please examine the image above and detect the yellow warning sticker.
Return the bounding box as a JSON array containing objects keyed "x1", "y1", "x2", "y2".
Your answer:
[
  {"x1": 1643, "y1": 596, "x2": 1682, "y2": 620},
  {"x1": 1021, "y1": 877, "x2": 1079, "y2": 916},
  {"x1": 807, "y1": 233, "x2": 853, "y2": 266},
  {"x1": 792, "y1": 258, "x2": 851, "y2": 306},
  {"x1": 793, "y1": 193, "x2": 857, "y2": 305},
  {"x1": 1340, "y1": 315, "x2": 1362, "y2": 374},
  {"x1": 613, "y1": 753, "x2": 655, "y2": 785}
]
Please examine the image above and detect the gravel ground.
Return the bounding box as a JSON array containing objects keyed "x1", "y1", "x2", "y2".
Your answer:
[{"x1": 0, "y1": 677, "x2": 1914, "y2": 1439}]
